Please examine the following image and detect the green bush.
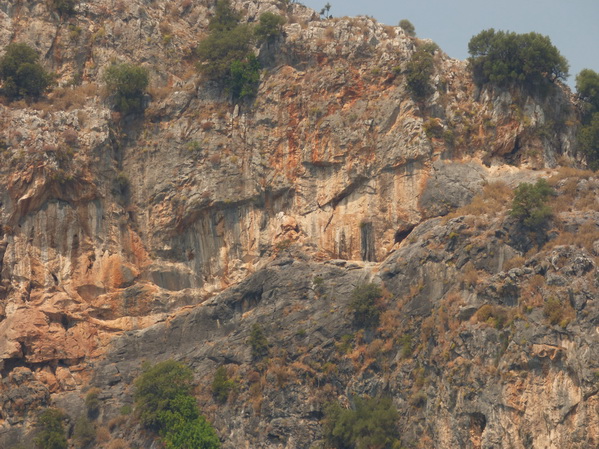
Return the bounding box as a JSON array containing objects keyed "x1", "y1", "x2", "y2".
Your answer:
[
  {"x1": 196, "y1": 0, "x2": 261, "y2": 101},
  {"x1": 576, "y1": 69, "x2": 599, "y2": 113},
  {"x1": 398, "y1": 19, "x2": 415, "y2": 37},
  {"x1": 349, "y1": 283, "x2": 383, "y2": 329},
  {"x1": 468, "y1": 29, "x2": 569, "y2": 89},
  {"x1": 509, "y1": 178, "x2": 554, "y2": 228},
  {"x1": 0, "y1": 43, "x2": 52, "y2": 99},
  {"x1": 578, "y1": 112, "x2": 599, "y2": 170},
  {"x1": 228, "y1": 54, "x2": 261, "y2": 100},
  {"x1": 73, "y1": 416, "x2": 96, "y2": 447},
  {"x1": 249, "y1": 323, "x2": 269, "y2": 359},
  {"x1": 543, "y1": 297, "x2": 574, "y2": 328},
  {"x1": 212, "y1": 366, "x2": 235, "y2": 403},
  {"x1": 255, "y1": 12, "x2": 286, "y2": 45},
  {"x1": 85, "y1": 388, "x2": 101, "y2": 419},
  {"x1": 34, "y1": 408, "x2": 67, "y2": 449},
  {"x1": 576, "y1": 69, "x2": 599, "y2": 169},
  {"x1": 323, "y1": 397, "x2": 402, "y2": 449},
  {"x1": 134, "y1": 360, "x2": 220, "y2": 449},
  {"x1": 103, "y1": 62, "x2": 149, "y2": 115},
  {"x1": 405, "y1": 47, "x2": 435, "y2": 100},
  {"x1": 134, "y1": 360, "x2": 194, "y2": 431}
]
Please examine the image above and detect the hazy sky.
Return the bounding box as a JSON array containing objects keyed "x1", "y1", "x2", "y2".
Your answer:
[{"x1": 300, "y1": 0, "x2": 599, "y2": 89}]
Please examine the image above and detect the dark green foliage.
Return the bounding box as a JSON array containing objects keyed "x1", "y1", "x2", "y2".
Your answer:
[
  {"x1": 255, "y1": 12, "x2": 286, "y2": 45},
  {"x1": 398, "y1": 19, "x2": 415, "y2": 37},
  {"x1": 249, "y1": 323, "x2": 269, "y2": 359},
  {"x1": 398, "y1": 334, "x2": 413, "y2": 358},
  {"x1": 349, "y1": 283, "x2": 383, "y2": 329},
  {"x1": 0, "y1": 43, "x2": 52, "y2": 99},
  {"x1": 468, "y1": 29, "x2": 569, "y2": 90},
  {"x1": 196, "y1": 24, "x2": 254, "y2": 79},
  {"x1": 162, "y1": 412, "x2": 221, "y2": 449},
  {"x1": 134, "y1": 360, "x2": 220, "y2": 449},
  {"x1": 405, "y1": 48, "x2": 435, "y2": 100},
  {"x1": 576, "y1": 69, "x2": 599, "y2": 113},
  {"x1": 228, "y1": 54, "x2": 261, "y2": 100},
  {"x1": 509, "y1": 178, "x2": 554, "y2": 228},
  {"x1": 103, "y1": 62, "x2": 149, "y2": 115},
  {"x1": 50, "y1": 0, "x2": 78, "y2": 16},
  {"x1": 209, "y1": 0, "x2": 242, "y2": 32},
  {"x1": 576, "y1": 69, "x2": 599, "y2": 169},
  {"x1": 85, "y1": 388, "x2": 101, "y2": 419},
  {"x1": 196, "y1": 0, "x2": 261, "y2": 101},
  {"x1": 212, "y1": 366, "x2": 235, "y2": 403},
  {"x1": 577, "y1": 112, "x2": 599, "y2": 170},
  {"x1": 323, "y1": 397, "x2": 402, "y2": 449},
  {"x1": 319, "y1": 2, "x2": 332, "y2": 19},
  {"x1": 73, "y1": 416, "x2": 96, "y2": 447},
  {"x1": 134, "y1": 360, "x2": 194, "y2": 431},
  {"x1": 34, "y1": 409, "x2": 67, "y2": 449}
]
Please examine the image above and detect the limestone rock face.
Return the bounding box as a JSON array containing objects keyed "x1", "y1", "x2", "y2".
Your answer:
[{"x1": 0, "y1": 0, "x2": 594, "y2": 448}]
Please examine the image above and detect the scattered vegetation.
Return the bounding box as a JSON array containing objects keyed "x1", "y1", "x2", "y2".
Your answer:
[
  {"x1": 349, "y1": 283, "x2": 383, "y2": 329},
  {"x1": 255, "y1": 12, "x2": 286, "y2": 45},
  {"x1": 212, "y1": 366, "x2": 235, "y2": 403},
  {"x1": 249, "y1": 323, "x2": 269, "y2": 359},
  {"x1": 103, "y1": 62, "x2": 149, "y2": 115},
  {"x1": 398, "y1": 19, "x2": 415, "y2": 37},
  {"x1": 448, "y1": 181, "x2": 512, "y2": 218},
  {"x1": 73, "y1": 416, "x2": 96, "y2": 447},
  {"x1": 34, "y1": 408, "x2": 68, "y2": 449},
  {"x1": 323, "y1": 397, "x2": 402, "y2": 449},
  {"x1": 196, "y1": 0, "x2": 263, "y2": 101},
  {"x1": 134, "y1": 360, "x2": 220, "y2": 449},
  {"x1": 405, "y1": 45, "x2": 435, "y2": 100},
  {"x1": 0, "y1": 43, "x2": 52, "y2": 99},
  {"x1": 468, "y1": 29, "x2": 569, "y2": 90},
  {"x1": 509, "y1": 178, "x2": 554, "y2": 228},
  {"x1": 85, "y1": 387, "x2": 101, "y2": 419},
  {"x1": 543, "y1": 297, "x2": 575, "y2": 328},
  {"x1": 475, "y1": 304, "x2": 510, "y2": 330}
]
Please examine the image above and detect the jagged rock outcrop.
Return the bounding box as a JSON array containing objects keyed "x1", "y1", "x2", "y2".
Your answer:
[{"x1": 0, "y1": 0, "x2": 595, "y2": 448}]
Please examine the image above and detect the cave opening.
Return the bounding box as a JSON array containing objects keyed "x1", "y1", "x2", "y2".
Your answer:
[{"x1": 394, "y1": 226, "x2": 414, "y2": 245}]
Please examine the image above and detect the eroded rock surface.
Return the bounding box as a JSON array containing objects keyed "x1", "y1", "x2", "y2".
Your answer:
[{"x1": 0, "y1": 0, "x2": 595, "y2": 448}]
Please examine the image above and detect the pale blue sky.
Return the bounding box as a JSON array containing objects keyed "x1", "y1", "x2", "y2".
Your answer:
[{"x1": 300, "y1": 0, "x2": 599, "y2": 89}]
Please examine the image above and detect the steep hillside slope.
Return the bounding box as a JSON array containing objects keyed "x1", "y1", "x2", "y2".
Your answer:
[{"x1": 0, "y1": 1, "x2": 595, "y2": 448}]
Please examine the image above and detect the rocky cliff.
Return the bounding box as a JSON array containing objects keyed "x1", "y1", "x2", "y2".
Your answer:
[{"x1": 0, "y1": 1, "x2": 596, "y2": 448}]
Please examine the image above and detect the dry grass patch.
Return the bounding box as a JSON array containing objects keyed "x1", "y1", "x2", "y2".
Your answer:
[
  {"x1": 148, "y1": 85, "x2": 172, "y2": 102},
  {"x1": 448, "y1": 181, "x2": 512, "y2": 218},
  {"x1": 503, "y1": 255, "x2": 525, "y2": 272},
  {"x1": 519, "y1": 274, "x2": 545, "y2": 311},
  {"x1": 544, "y1": 220, "x2": 599, "y2": 252},
  {"x1": 544, "y1": 296, "x2": 575, "y2": 327},
  {"x1": 474, "y1": 304, "x2": 512, "y2": 329},
  {"x1": 107, "y1": 439, "x2": 130, "y2": 449},
  {"x1": 548, "y1": 166, "x2": 594, "y2": 185}
]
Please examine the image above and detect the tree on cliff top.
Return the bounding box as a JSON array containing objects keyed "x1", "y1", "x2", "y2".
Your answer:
[
  {"x1": 196, "y1": 0, "x2": 263, "y2": 101},
  {"x1": 398, "y1": 19, "x2": 416, "y2": 37},
  {"x1": 575, "y1": 69, "x2": 599, "y2": 169},
  {"x1": 468, "y1": 29, "x2": 569, "y2": 89}
]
